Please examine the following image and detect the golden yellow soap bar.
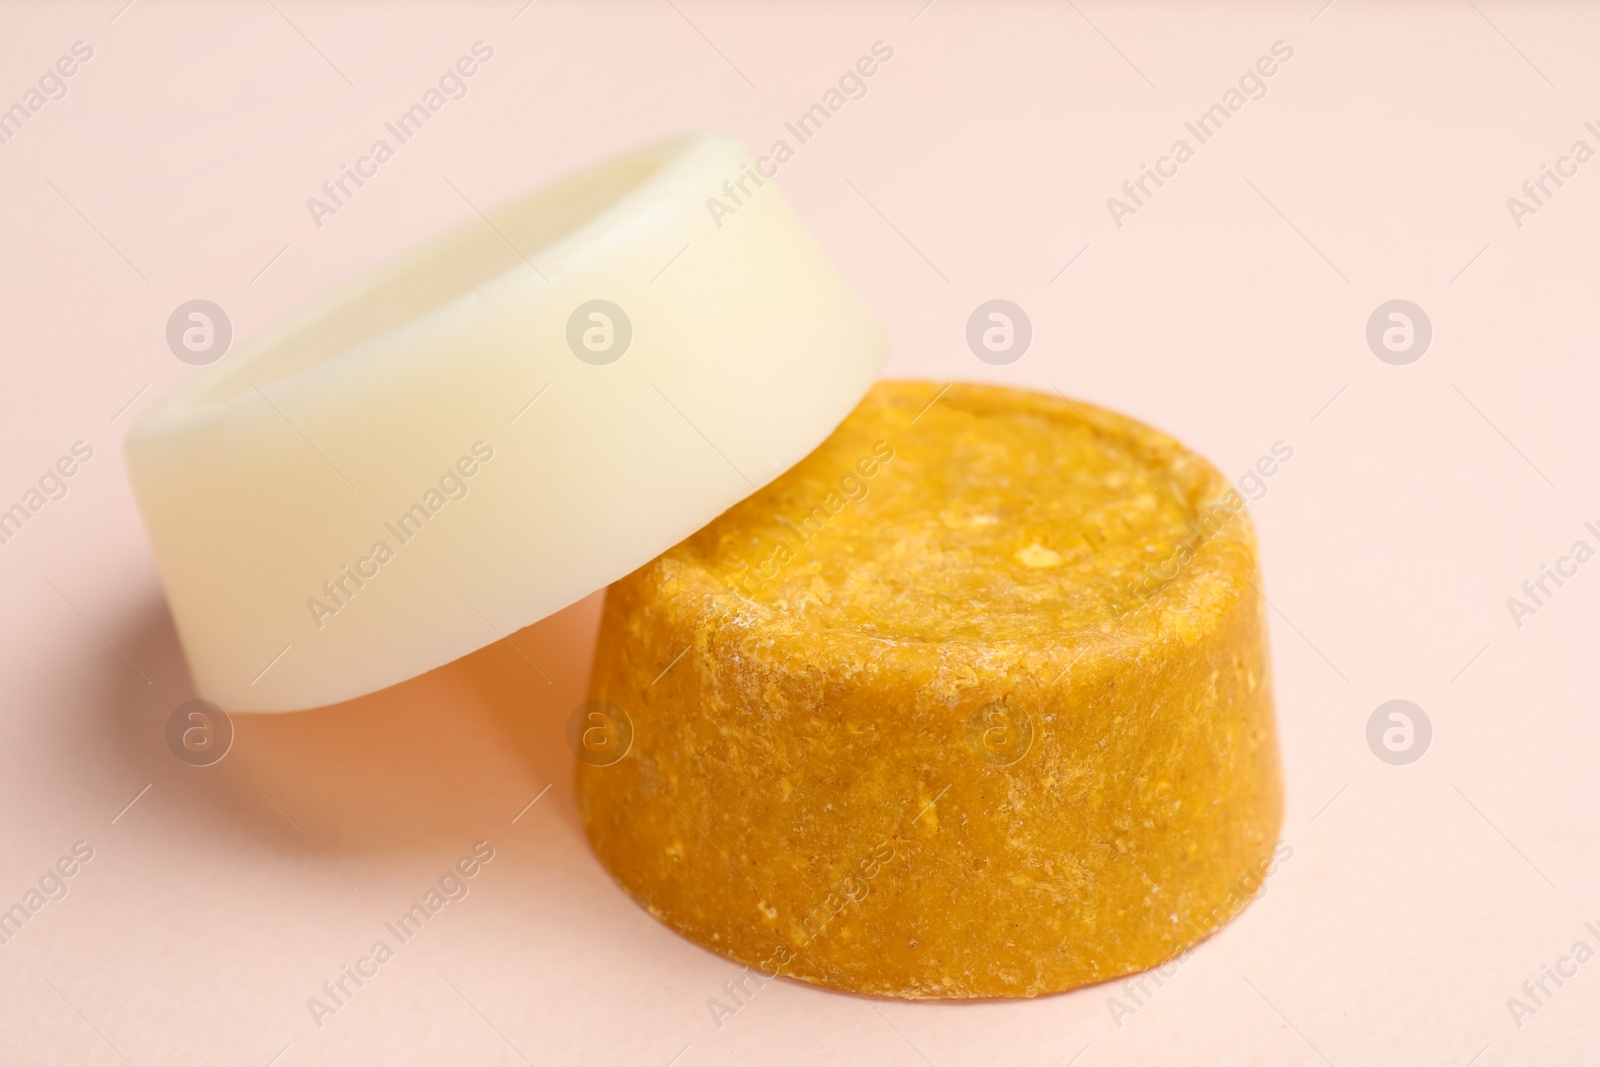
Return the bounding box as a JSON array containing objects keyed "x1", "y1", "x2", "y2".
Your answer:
[{"x1": 577, "y1": 381, "x2": 1283, "y2": 998}]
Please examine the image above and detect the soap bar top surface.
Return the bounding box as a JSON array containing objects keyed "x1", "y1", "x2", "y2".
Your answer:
[{"x1": 681, "y1": 379, "x2": 1247, "y2": 646}]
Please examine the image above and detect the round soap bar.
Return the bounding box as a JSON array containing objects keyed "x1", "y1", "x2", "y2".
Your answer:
[
  {"x1": 577, "y1": 380, "x2": 1283, "y2": 998},
  {"x1": 126, "y1": 132, "x2": 884, "y2": 712}
]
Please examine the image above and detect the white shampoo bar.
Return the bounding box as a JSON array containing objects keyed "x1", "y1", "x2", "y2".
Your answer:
[{"x1": 127, "y1": 133, "x2": 886, "y2": 712}]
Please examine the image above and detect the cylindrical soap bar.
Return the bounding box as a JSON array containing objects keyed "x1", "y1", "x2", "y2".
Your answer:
[
  {"x1": 578, "y1": 381, "x2": 1283, "y2": 998},
  {"x1": 126, "y1": 132, "x2": 884, "y2": 712}
]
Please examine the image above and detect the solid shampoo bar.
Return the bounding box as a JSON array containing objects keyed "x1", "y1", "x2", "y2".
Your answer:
[{"x1": 577, "y1": 381, "x2": 1283, "y2": 998}]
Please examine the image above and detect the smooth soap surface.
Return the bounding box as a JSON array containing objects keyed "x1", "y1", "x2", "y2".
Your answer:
[
  {"x1": 578, "y1": 381, "x2": 1284, "y2": 998},
  {"x1": 124, "y1": 133, "x2": 885, "y2": 711}
]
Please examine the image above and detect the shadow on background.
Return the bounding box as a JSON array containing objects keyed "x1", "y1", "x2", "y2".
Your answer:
[{"x1": 78, "y1": 583, "x2": 604, "y2": 880}]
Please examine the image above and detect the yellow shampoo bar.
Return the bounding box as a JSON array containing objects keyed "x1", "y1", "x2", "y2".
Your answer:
[{"x1": 577, "y1": 381, "x2": 1283, "y2": 998}]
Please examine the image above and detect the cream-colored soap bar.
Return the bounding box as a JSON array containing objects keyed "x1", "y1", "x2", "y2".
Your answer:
[{"x1": 127, "y1": 133, "x2": 885, "y2": 712}]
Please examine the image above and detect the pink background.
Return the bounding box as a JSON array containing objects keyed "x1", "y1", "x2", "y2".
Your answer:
[{"x1": 3, "y1": 2, "x2": 1598, "y2": 1064}]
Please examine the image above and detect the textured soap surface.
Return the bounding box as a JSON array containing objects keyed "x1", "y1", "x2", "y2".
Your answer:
[{"x1": 577, "y1": 380, "x2": 1283, "y2": 998}]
